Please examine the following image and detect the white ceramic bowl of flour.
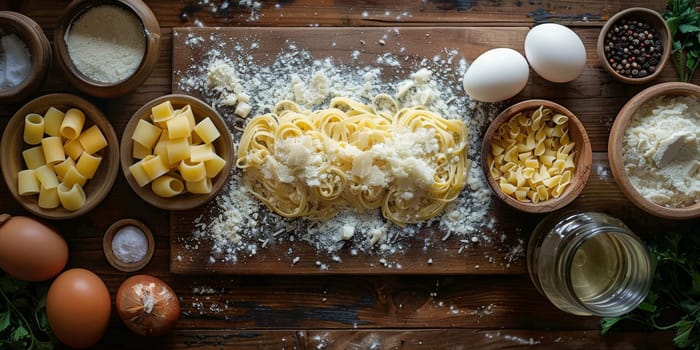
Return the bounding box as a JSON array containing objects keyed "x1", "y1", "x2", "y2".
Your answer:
[
  {"x1": 53, "y1": 0, "x2": 161, "y2": 98},
  {"x1": 609, "y1": 82, "x2": 700, "y2": 219}
]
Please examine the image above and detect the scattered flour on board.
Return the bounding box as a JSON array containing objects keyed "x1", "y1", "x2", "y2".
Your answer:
[
  {"x1": 174, "y1": 29, "x2": 523, "y2": 268},
  {"x1": 180, "y1": 0, "x2": 263, "y2": 23},
  {"x1": 484, "y1": 331, "x2": 543, "y2": 346}
]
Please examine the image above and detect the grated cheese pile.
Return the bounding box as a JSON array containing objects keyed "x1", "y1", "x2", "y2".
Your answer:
[
  {"x1": 175, "y1": 30, "x2": 517, "y2": 268},
  {"x1": 623, "y1": 95, "x2": 700, "y2": 207}
]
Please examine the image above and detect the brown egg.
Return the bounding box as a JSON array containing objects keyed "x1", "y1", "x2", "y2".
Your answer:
[
  {"x1": 47, "y1": 268, "x2": 111, "y2": 349},
  {"x1": 0, "y1": 214, "x2": 68, "y2": 281}
]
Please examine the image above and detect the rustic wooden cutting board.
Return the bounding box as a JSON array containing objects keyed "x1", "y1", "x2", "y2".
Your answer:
[{"x1": 169, "y1": 27, "x2": 648, "y2": 275}]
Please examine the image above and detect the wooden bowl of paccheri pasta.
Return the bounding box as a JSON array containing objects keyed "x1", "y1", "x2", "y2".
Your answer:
[
  {"x1": 120, "y1": 94, "x2": 234, "y2": 211},
  {"x1": 481, "y1": 99, "x2": 592, "y2": 213},
  {"x1": 608, "y1": 82, "x2": 700, "y2": 219},
  {"x1": 0, "y1": 93, "x2": 119, "y2": 219}
]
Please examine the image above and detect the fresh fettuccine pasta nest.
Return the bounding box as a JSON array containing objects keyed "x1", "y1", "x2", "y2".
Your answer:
[{"x1": 236, "y1": 96, "x2": 470, "y2": 226}]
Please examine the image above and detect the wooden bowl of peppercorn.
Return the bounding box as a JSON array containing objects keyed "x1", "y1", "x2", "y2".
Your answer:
[{"x1": 597, "y1": 7, "x2": 671, "y2": 84}]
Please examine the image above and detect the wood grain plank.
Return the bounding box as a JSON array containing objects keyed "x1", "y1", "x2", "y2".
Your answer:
[
  {"x1": 21, "y1": 0, "x2": 673, "y2": 29},
  {"x1": 65, "y1": 274, "x2": 644, "y2": 331},
  {"x1": 92, "y1": 328, "x2": 674, "y2": 350}
]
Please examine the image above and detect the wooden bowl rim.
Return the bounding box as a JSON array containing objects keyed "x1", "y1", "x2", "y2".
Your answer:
[
  {"x1": 608, "y1": 82, "x2": 700, "y2": 219},
  {"x1": 481, "y1": 99, "x2": 592, "y2": 213},
  {"x1": 0, "y1": 93, "x2": 119, "y2": 220},
  {"x1": 119, "y1": 93, "x2": 235, "y2": 211},
  {"x1": 102, "y1": 218, "x2": 155, "y2": 272},
  {"x1": 0, "y1": 11, "x2": 51, "y2": 103},
  {"x1": 53, "y1": 0, "x2": 161, "y2": 98},
  {"x1": 596, "y1": 7, "x2": 671, "y2": 85}
]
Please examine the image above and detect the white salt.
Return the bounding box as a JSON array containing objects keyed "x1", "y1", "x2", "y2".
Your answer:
[
  {"x1": 0, "y1": 33, "x2": 31, "y2": 89},
  {"x1": 112, "y1": 225, "x2": 148, "y2": 263}
]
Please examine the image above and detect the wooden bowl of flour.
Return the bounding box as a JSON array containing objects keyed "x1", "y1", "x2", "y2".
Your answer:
[
  {"x1": 608, "y1": 82, "x2": 700, "y2": 219},
  {"x1": 53, "y1": 0, "x2": 161, "y2": 98}
]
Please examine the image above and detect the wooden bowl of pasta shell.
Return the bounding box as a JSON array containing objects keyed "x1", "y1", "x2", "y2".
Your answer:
[
  {"x1": 481, "y1": 99, "x2": 592, "y2": 213},
  {"x1": 120, "y1": 94, "x2": 234, "y2": 211},
  {"x1": 0, "y1": 93, "x2": 119, "y2": 219}
]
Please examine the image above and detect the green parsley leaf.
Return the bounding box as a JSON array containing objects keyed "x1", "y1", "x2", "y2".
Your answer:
[
  {"x1": 637, "y1": 301, "x2": 658, "y2": 313},
  {"x1": 673, "y1": 320, "x2": 694, "y2": 348},
  {"x1": 36, "y1": 340, "x2": 54, "y2": 350},
  {"x1": 0, "y1": 311, "x2": 11, "y2": 333},
  {"x1": 691, "y1": 271, "x2": 700, "y2": 296},
  {"x1": 600, "y1": 226, "x2": 700, "y2": 348},
  {"x1": 0, "y1": 277, "x2": 25, "y2": 295},
  {"x1": 10, "y1": 326, "x2": 28, "y2": 342},
  {"x1": 600, "y1": 316, "x2": 625, "y2": 335},
  {"x1": 0, "y1": 274, "x2": 55, "y2": 349},
  {"x1": 680, "y1": 23, "x2": 700, "y2": 33},
  {"x1": 664, "y1": 0, "x2": 700, "y2": 81}
]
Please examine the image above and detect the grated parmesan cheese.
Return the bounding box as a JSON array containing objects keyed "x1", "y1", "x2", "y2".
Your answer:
[{"x1": 623, "y1": 95, "x2": 700, "y2": 207}]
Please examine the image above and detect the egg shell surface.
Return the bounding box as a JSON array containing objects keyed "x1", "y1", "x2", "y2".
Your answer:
[
  {"x1": 0, "y1": 215, "x2": 68, "y2": 281},
  {"x1": 463, "y1": 48, "x2": 529, "y2": 103},
  {"x1": 47, "y1": 268, "x2": 111, "y2": 349},
  {"x1": 525, "y1": 23, "x2": 587, "y2": 83}
]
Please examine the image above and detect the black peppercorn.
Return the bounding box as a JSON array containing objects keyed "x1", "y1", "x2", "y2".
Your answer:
[{"x1": 604, "y1": 17, "x2": 664, "y2": 79}]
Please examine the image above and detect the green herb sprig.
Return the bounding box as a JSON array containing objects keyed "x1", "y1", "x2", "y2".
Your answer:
[
  {"x1": 664, "y1": 0, "x2": 700, "y2": 82},
  {"x1": 0, "y1": 274, "x2": 55, "y2": 350},
  {"x1": 601, "y1": 231, "x2": 700, "y2": 349}
]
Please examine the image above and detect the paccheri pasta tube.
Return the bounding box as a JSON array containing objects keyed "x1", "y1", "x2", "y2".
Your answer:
[
  {"x1": 57, "y1": 183, "x2": 86, "y2": 211},
  {"x1": 59, "y1": 108, "x2": 85, "y2": 140},
  {"x1": 16, "y1": 106, "x2": 108, "y2": 211},
  {"x1": 43, "y1": 107, "x2": 65, "y2": 137},
  {"x1": 41, "y1": 136, "x2": 66, "y2": 165},
  {"x1": 151, "y1": 176, "x2": 184, "y2": 198},
  {"x1": 78, "y1": 125, "x2": 108, "y2": 155},
  {"x1": 17, "y1": 169, "x2": 40, "y2": 196},
  {"x1": 23, "y1": 114, "x2": 45, "y2": 145},
  {"x1": 128, "y1": 100, "x2": 226, "y2": 198},
  {"x1": 38, "y1": 184, "x2": 59, "y2": 209},
  {"x1": 22, "y1": 146, "x2": 46, "y2": 169}
]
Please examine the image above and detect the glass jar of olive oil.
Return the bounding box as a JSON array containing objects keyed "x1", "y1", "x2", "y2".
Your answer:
[{"x1": 527, "y1": 211, "x2": 653, "y2": 317}]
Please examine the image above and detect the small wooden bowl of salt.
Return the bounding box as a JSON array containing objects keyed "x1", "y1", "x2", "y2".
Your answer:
[
  {"x1": 103, "y1": 218, "x2": 154, "y2": 272},
  {"x1": 53, "y1": 0, "x2": 161, "y2": 98},
  {"x1": 0, "y1": 11, "x2": 51, "y2": 103}
]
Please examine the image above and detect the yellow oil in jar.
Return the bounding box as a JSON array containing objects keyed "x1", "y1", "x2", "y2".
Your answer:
[
  {"x1": 527, "y1": 212, "x2": 653, "y2": 317},
  {"x1": 570, "y1": 232, "x2": 624, "y2": 303}
]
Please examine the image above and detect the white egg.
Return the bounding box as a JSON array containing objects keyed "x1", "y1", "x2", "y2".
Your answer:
[
  {"x1": 463, "y1": 48, "x2": 529, "y2": 103},
  {"x1": 524, "y1": 23, "x2": 586, "y2": 83}
]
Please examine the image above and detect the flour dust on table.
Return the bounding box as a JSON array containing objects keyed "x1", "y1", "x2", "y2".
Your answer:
[{"x1": 174, "y1": 30, "x2": 521, "y2": 268}]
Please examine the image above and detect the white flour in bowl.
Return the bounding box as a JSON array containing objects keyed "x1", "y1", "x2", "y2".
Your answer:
[{"x1": 623, "y1": 95, "x2": 700, "y2": 208}]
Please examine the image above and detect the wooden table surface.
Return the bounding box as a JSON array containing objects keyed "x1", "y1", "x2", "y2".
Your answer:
[{"x1": 1, "y1": 0, "x2": 697, "y2": 349}]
